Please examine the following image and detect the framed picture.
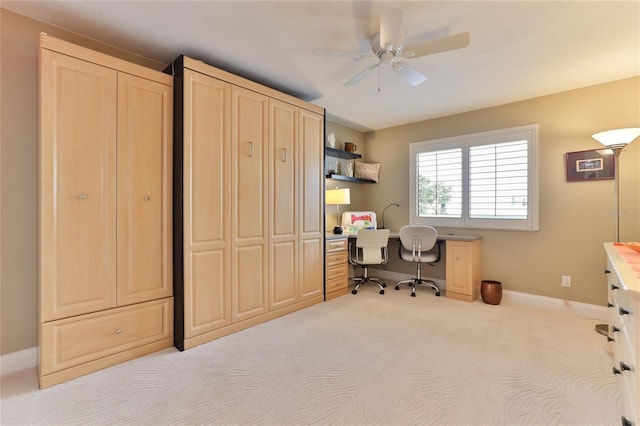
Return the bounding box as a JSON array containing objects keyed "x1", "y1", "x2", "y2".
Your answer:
[{"x1": 565, "y1": 149, "x2": 614, "y2": 181}]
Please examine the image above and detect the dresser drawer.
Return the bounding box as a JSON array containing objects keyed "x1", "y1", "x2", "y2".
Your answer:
[
  {"x1": 326, "y1": 238, "x2": 347, "y2": 253},
  {"x1": 41, "y1": 298, "x2": 173, "y2": 375}
]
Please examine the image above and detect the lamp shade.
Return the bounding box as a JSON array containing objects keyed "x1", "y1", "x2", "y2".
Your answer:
[
  {"x1": 325, "y1": 188, "x2": 351, "y2": 205},
  {"x1": 592, "y1": 128, "x2": 640, "y2": 149}
]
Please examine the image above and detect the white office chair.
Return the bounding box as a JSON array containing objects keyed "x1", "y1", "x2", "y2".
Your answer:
[
  {"x1": 349, "y1": 229, "x2": 390, "y2": 295},
  {"x1": 395, "y1": 225, "x2": 441, "y2": 297}
]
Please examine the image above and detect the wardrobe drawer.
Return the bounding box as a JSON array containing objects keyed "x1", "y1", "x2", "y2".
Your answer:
[{"x1": 41, "y1": 298, "x2": 172, "y2": 375}]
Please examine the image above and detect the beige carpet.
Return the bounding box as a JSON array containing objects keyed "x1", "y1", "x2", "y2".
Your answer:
[{"x1": 1, "y1": 285, "x2": 621, "y2": 425}]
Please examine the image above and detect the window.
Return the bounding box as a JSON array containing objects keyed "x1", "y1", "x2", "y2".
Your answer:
[{"x1": 409, "y1": 124, "x2": 539, "y2": 231}]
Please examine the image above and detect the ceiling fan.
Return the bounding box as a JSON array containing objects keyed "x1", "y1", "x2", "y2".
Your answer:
[{"x1": 314, "y1": 7, "x2": 470, "y2": 89}]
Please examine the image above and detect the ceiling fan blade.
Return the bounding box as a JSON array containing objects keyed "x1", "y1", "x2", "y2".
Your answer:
[
  {"x1": 344, "y1": 63, "x2": 379, "y2": 86},
  {"x1": 403, "y1": 32, "x2": 470, "y2": 58},
  {"x1": 392, "y1": 61, "x2": 428, "y2": 86},
  {"x1": 379, "y1": 7, "x2": 403, "y2": 50},
  {"x1": 313, "y1": 48, "x2": 375, "y2": 60}
]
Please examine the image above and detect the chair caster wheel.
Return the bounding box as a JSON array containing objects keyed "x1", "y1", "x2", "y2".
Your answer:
[
  {"x1": 379, "y1": 289, "x2": 385, "y2": 295},
  {"x1": 351, "y1": 290, "x2": 358, "y2": 294},
  {"x1": 382, "y1": 283, "x2": 387, "y2": 288},
  {"x1": 435, "y1": 292, "x2": 441, "y2": 297},
  {"x1": 411, "y1": 293, "x2": 416, "y2": 297},
  {"x1": 394, "y1": 286, "x2": 400, "y2": 291}
]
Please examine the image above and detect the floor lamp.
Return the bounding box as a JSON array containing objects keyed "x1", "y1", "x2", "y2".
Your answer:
[
  {"x1": 592, "y1": 128, "x2": 640, "y2": 242},
  {"x1": 326, "y1": 188, "x2": 351, "y2": 234},
  {"x1": 591, "y1": 128, "x2": 640, "y2": 338}
]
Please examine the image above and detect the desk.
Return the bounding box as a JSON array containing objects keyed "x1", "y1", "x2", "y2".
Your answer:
[{"x1": 325, "y1": 231, "x2": 482, "y2": 302}]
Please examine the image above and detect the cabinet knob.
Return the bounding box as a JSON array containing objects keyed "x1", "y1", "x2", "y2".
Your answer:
[
  {"x1": 79, "y1": 194, "x2": 87, "y2": 199},
  {"x1": 611, "y1": 325, "x2": 621, "y2": 333},
  {"x1": 608, "y1": 303, "x2": 614, "y2": 308},
  {"x1": 611, "y1": 284, "x2": 619, "y2": 291},
  {"x1": 604, "y1": 269, "x2": 610, "y2": 274},
  {"x1": 612, "y1": 366, "x2": 622, "y2": 375},
  {"x1": 143, "y1": 195, "x2": 151, "y2": 201},
  {"x1": 619, "y1": 307, "x2": 631, "y2": 316},
  {"x1": 115, "y1": 328, "x2": 123, "y2": 335},
  {"x1": 621, "y1": 416, "x2": 633, "y2": 426}
]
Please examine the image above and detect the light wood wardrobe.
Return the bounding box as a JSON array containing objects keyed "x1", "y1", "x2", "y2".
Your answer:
[
  {"x1": 170, "y1": 56, "x2": 325, "y2": 350},
  {"x1": 38, "y1": 34, "x2": 173, "y2": 388}
]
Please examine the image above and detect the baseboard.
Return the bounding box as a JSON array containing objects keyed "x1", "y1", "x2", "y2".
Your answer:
[
  {"x1": 372, "y1": 269, "x2": 447, "y2": 290},
  {"x1": 1, "y1": 346, "x2": 37, "y2": 376},
  {"x1": 502, "y1": 290, "x2": 608, "y2": 321}
]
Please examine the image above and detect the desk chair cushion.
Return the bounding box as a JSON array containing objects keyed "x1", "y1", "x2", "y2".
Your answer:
[
  {"x1": 341, "y1": 211, "x2": 377, "y2": 234},
  {"x1": 398, "y1": 225, "x2": 438, "y2": 263},
  {"x1": 354, "y1": 229, "x2": 390, "y2": 264}
]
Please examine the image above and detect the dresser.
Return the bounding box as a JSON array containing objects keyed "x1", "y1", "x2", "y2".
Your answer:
[
  {"x1": 326, "y1": 236, "x2": 349, "y2": 299},
  {"x1": 605, "y1": 243, "x2": 639, "y2": 426}
]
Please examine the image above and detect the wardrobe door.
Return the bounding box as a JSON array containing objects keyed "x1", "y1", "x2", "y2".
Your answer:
[
  {"x1": 117, "y1": 73, "x2": 173, "y2": 306},
  {"x1": 182, "y1": 70, "x2": 232, "y2": 339},
  {"x1": 40, "y1": 50, "x2": 117, "y2": 322},
  {"x1": 231, "y1": 86, "x2": 269, "y2": 322},
  {"x1": 269, "y1": 100, "x2": 298, "y2": 310},
  {"x1": 298, "y1": 109, "x2": 324, "y2": 300}
]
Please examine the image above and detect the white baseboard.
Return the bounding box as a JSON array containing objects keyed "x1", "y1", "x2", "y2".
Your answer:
[
  {"x1": 0, "y1": 289, "x2": 608, "y2": 378},
  {"x1": 502, "y1": 289, "x2": 608, "y2": 321},
  {"x1": 1, "y1": 346, "x2": 37, "y2": 376}
]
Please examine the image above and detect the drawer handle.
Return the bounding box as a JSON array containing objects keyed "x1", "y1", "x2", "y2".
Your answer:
[
  {"x1": 115, "y1": 328, "x2": 123, "y2": 335},
  {"x1": 604, "y1": 269, "x2": 610, "y2": 274},
  {"x1": 621, "y1": 416, "x2": 633, "y2": 426},
  {"x1": 79, "y1": 193, "x2": 88, "y2": 200},
  {"x1": 611, "y1": 325, "x2": 620, "y2": 333},
  {"x1": 619, "y1": 361, "x2": 632, "y2": 372},
  {"x1": 611, "y1": 284, "x2": 619, "y2": 291},
  {"x1": 619, "y1": 307, "x2": 631, "y2": 316},
  {"x1": 612, "y1": 366, "x2": 622, "y2": 375},
  {"x1": 607, "y1": 336, "x2": 615, "y2": 342},
  {"x1": 608, "y1": 303, "x2": 614, "y2": 308},
  {"x1": 144, "y1": 195, "x2": 151, "y2": 201}
]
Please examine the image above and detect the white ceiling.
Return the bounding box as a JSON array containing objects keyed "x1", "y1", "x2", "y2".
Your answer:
[{"x1": 3, "y1": 1, "x2": 639, "y2": 132}]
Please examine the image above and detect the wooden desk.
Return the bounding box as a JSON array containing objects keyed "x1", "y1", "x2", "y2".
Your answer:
[{"x1": 326, "y1": 231, "x2": 482, "y2": 302}]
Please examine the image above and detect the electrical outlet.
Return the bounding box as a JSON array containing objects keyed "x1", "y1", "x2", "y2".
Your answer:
[{"x1": 562, "y1": 275, "x2": 571, "y2": 288}]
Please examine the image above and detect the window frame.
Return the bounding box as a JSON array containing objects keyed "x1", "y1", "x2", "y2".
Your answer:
[{"x1": 409, "y1": 124, "x2": 539, "y2": 231}]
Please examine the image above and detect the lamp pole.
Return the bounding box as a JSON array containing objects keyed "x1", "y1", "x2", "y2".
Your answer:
[{"x1": 380, "y1": 203, "x2": 399, "y2": 229}]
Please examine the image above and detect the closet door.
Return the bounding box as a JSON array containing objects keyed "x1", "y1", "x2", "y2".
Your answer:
[
  {"x1": 231, "y1": 86, "x2": 269, "y2": 322},
  {"x1": 269, "y1": 100, "x2": 298, "y2": 310},
  {"x1": 298, "y1": 109, "x2": 324, "y2": 300},
  {"x1": 117, "y1": 73, "x2": 173, "y2": 306},
  {"x1": 182, "y1": 70, "x2": 232, "y2": 338},
  {"x1": 40, "y1": 50, "x2": 117, "y2": 322}
]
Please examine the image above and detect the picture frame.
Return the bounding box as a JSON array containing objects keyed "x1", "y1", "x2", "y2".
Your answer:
[{"x1": 565, "y1": 149, "x2": 614, "y2": 181}]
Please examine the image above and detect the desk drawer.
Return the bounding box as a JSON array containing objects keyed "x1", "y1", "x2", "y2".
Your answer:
[
  {"x1": 326, "y1": 263, "x2": 347, "y2": 281},
  {"x1": 326, "y1": 251, "x2": 348, "y2": 267},
  {"x1": 326, "y1": 238, "x2": 347, "y2": 253},
  {"x1": 326, "y1": 276, "x2": 348, "y2": 293},
  {"x1": 41, "y1": 298, "x2": 173, "y2": 375}
]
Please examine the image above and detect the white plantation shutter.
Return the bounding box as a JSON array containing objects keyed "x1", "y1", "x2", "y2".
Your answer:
[
  {"x1": 416, "y1": 148, "x2": 462, "y2": 217},
  {"x1": 409, "y1": 124, "x2": 539, "y2": 231},
  {"x1": 469, "y1": 140, "x2": 528, "y2": 219}
]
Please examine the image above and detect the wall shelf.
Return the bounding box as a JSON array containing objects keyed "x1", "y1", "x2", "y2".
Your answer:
[
  {"x1": 326, "y1": 173, "x2": 375, "y2": 184},
  {"x1": 325, "y1": 147, "x2": 361, "y2": 160}
]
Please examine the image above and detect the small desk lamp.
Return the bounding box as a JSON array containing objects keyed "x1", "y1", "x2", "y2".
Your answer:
[
  {"x1": 325, "y1": 188, "x2": 351, "y2": 234},
  {"x1": 592, "y1": 128, "x2": 640, "y2": 242}
]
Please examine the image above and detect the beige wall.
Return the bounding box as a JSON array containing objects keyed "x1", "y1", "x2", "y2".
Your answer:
[
  {"x1": 1, "y1": 8, "x2": 638, "y2": 356},
  {"x1": 0, "y1": 10, "x2": 166, "y2": 355},
  {"x1": 361, "y1": 77, "x2": 640, "y2": 306}
]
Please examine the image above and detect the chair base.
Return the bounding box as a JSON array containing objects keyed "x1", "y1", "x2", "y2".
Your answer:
[
  {"x1": 395, "y1": 278, "x2": 441, "y2": 297},
  {"x1": 350, "y1": 277, "x2": 386, "y2": 295}
]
